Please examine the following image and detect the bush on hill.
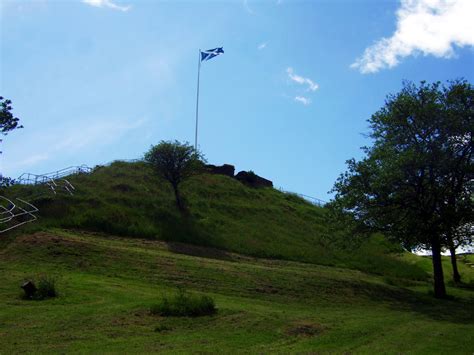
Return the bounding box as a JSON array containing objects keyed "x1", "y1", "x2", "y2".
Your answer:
[{"x1": 150, "y1": 289, "x2": 216, "y2": 317}]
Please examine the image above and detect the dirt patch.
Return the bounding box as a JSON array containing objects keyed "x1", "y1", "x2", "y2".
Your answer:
[
  {"x1": 3, "y1": 232, "x2": 102, "y2": 262},
  {"x1": 13, "y1": 232, "x2": 84, "y2": 249},
  {"x1": 285, "y1": 321, "x2": 324, "y2": 337}
]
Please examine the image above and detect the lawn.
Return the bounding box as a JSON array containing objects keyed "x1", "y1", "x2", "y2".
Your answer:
[{"x1": 1, "y1": 229, "x2": 473, "y2": 353}]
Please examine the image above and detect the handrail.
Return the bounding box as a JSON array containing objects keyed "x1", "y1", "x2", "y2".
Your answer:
[
  {"x1": 0, "y1": 197, "x2": 39, "y2": 233},
  {"x1": 41, "y1": 165, "x2": 92, "y2": 180},
  {"x1": 278, "y1": 188, "x2": 327, "y2": 207},
  {"x1": 15, "y1": 165, "x2": 92, "y2": 196},
  {"x1": 0, "y1": 196, "x2": 16, "y2": 223},
  {"x1": 17, "y1": 165, "x2": 91, "y2": 183},
  {"x1": 1, "y1": 164, "x2": 93, "y2": 234}
]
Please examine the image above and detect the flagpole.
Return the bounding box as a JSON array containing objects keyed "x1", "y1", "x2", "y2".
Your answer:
[{"x1": 194, "y1": 49, "x2": 201, "y2": 151}]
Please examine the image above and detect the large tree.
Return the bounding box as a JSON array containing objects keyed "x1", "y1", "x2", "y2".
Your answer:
[
  {"x1": 144, "y1": 140, "x2": 205, "y2": 212},
  {"x1": 332, "y1": 80, "x2": 473, "y2": 298}
]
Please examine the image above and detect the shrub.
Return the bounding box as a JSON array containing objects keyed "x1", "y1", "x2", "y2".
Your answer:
[
  {"x1": 36, "y1": 275, "x2": 57, "y2": 299},
  {"x1": 150, "y1": 289, "x2": 216, "y2": 317}
]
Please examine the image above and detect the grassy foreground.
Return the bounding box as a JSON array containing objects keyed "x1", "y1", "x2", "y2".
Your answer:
[{"x1": 1, "y1": 229, "x2": 473, "y2": 353}]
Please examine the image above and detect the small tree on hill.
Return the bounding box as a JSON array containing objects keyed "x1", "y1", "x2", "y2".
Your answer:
[
  {"x1": 331, "y1": 80, "x2": 473, "y2": 298},
  {"x1": 144, "y1": 140, "x2": 205, "y2": 212}
]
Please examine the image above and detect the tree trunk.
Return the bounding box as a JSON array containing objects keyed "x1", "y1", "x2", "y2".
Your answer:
[
  {"x1": 449, "y1": 244, "x2": 461, "y2": 284},
  {"x1": 431, "y1": 237, "x2": 447, "y2": 298},
  {"x1": 172, "y1": 184, "x2": 184, "y2": 212}
]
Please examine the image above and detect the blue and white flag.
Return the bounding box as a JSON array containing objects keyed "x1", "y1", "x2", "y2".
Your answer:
[{"x1": 201, "y1": 47, "x2": 224, "y2": 62}]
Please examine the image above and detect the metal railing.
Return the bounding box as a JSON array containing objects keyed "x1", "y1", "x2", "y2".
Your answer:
[
  {"x1": 16, "y1": 165, "x2": 92, "y2": 196},
  {"x1": 0, "y1": 196, "x2": 39, "y2": 233},
  {"x1": 278, "y1": 188, "x2": 327, "y2": 207},
  {"x1": 0, "y1": 165, "x2": 93, "y2": 234},
  {"x1": 41, "y1": 165, "x2": 92, "y2": 180}
]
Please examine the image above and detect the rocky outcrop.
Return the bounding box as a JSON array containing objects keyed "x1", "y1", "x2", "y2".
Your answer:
[
  {"x1": 205, "y1": 164, "x2": 235, "y2": 178},
  {"x1": 205, "y1": 164, "x2": 273, "y2": 188},
  {"x1": 235, "y1": 171, "x2": 273, "y2": 188}
]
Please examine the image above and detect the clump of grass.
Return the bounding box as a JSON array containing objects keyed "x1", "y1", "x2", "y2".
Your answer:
[
  {"x1": 36, "y1": 275, "x2": 57, "y2": 299},
  {"x1": 150, "y1": 289, "x2": 216, "y2": 317}
]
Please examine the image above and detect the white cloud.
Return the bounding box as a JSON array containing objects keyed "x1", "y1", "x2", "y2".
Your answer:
[
  {"x1": 82, "y1": 0, "x2": 131, "y2": 12},
  {"x1": 12, "y1": 154, "x2": 50, "y2": 171},
  {"x1": 243, "y1": 0, "x2": 254, "y2": 14},
  {"x1": 351, "y1": 0, "x2": 474, "y2": 74},
  {"x1": 294, "y1": 96, "x2": 311, "y2": 105},
  {"x1": 286, "y1": 67, "x2": 319, "y2": 91},
  {"x1": 4, "y1": 117, "x2": 147, "y2": 175},
  {"x1": 258, "y1": 42, "x2": 267, "y2": 50},
  {"x1": 52, "y1": 117, "x2": 147, "y2": 152}
]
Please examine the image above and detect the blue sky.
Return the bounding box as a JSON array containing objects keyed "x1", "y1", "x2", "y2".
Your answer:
[{"x1": 1, "y1": 0, "x2": 473, "y2": 200}]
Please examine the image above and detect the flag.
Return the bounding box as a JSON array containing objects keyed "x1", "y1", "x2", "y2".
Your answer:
[{"x1": 201, "y1": 47, "x2": 224, "y2": 62}]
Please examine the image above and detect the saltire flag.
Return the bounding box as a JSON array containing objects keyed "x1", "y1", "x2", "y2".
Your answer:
[{"x1": 201, "y1": 47, "x2": 224, "y2": 62}]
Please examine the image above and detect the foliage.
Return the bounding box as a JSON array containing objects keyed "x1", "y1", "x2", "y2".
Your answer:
[
  {"x1": 36, "y1": 275, "x2": 57, "y2": 299},
  {"x1": 0, "y1": 96, "x2": 23, "y2": 135},
  {"x1": 0, "y1": 176, "x2": 16, "y2": 188},
  {"x1": 144, "y1": 140, "x2": 205, "y2": 211},
  {"x1": 332, "y1": 79, "x2": 473, "y2": 298},
  {"x1": 150, "y1": 289, "x2": 216, "y2": 317},
  {"x1": 0, "y1": 96, "x2": 23, "y2": 154}
]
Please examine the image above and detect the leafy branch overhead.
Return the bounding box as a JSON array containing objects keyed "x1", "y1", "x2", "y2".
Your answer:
[{"x1": 0, "y1": 96, "x2": 23, "y2": 136}]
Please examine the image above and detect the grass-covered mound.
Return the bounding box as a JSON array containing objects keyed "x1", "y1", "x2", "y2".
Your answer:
[{"x1": 2, "y1": 161, "x2": 441, "y2": 280}]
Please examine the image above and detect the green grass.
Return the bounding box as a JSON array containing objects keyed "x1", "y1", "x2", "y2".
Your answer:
[
  {"x1": 0, "y1": 230, "x2": 473, "y2": 353},
  {"x1": 5, "y1": 161, "x2": 432, "y2": 281}
]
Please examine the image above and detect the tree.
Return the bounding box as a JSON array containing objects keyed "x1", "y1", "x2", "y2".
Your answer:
[
  {"x1": 445, "y1": 222, "x2": 473, "y2": 283},
  {"x1": 331, "y1": 80, "x2": 473, "y2": 298},
  {"x1": 0, "y1": 96, "x2": 23, "y2": 152},
  {"x1": 144, "y1": 140, "x2": 205, "y2": 212},
  {"x1": 1, "y1": 96, "x2": 23, "y2": 183}
]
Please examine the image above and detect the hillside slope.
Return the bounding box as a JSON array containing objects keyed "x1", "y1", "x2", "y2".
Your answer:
[
  {"x1": 1, "y1": 230, "x2": 473, "y2": 353},
  {"x1": 1, "y1": 161, "x2": 456, "y2": 280}
]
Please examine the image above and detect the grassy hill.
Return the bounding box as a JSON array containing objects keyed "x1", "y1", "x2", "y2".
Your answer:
[
  {"x1": 6, "y1": 161, "x2": 436, "y2": 280},
  {"x1": 1, "y1": 161, "x2": 473, "y2": 352}
]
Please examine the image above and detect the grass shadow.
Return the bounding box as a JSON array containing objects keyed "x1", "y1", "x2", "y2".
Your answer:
[
  {"x1": 166, "y1": 241, "x2": 234, "y2": 261},
  {"x1": 358, "y1": 280, "x2": 474, "y2": 324}
]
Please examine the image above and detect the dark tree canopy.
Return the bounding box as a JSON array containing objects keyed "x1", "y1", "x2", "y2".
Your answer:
[
  {"x1": 332, "y1": 80, "x2": 473, "y2": 298},
  {"x1": 1, "y1": 96, "x2": 23, "y2": 182},
  {"x1": 0, "y1": 96, "x2": 23, "y2": 137},
  {"x1": 144, "y1": 140, "x2": 205, "y2": 211}
]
